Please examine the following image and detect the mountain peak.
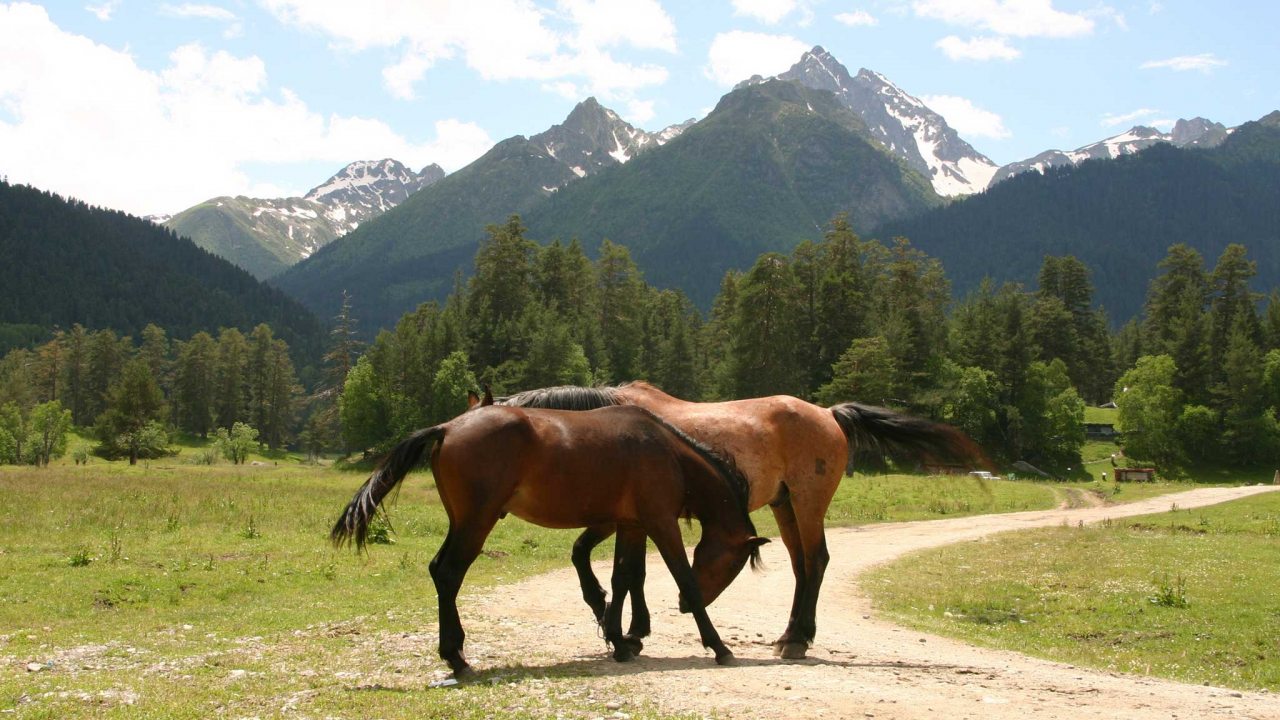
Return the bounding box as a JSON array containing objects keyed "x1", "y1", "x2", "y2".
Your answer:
[
  {"x1": 531, "y1": 97, "x2": 689, "y2": 186},
  {"x1": 774, "y1": 48, "x2": 997, "y2": 196}
]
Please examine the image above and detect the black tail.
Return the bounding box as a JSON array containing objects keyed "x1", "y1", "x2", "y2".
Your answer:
[
  {"x1": 829, "y1": 402, "x2": 986, "y2": 470},
  {"x1": 331, "y1": 425, "x2": 446, "y2": 550}
]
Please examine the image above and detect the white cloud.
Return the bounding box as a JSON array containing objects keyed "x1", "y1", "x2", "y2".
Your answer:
[
  {"x1": 0, "y1": 4, "x2": 492, "y2": 216},
  {"x1": 624, "y1": 98, "x2": 656, "y2": 126},
  {"x1": 732, "y1": 0, "x2": 798, "y2": 24},
  {"x1": 921, "y1": 95, "x2": 1010, "y2": 139},
  {"x1": 1100, "y1": 107, "x2": 1158, "y2": 127},
  {"x1": 834, "y1": 10, "x2": 877, "y2": 27},
  {"x1": 561, "y1": 0, "x2": 676, "y2": 52},
  {"x1": 261, "y1": 0, "x2": 676, "y2": 107},
  {"x1": 705, "y1": 31, "x2": 810, "y2": 86},
  {"x1": 161, "y1": 4, "x2": 242, "y2": 39},
  {"x1": 935, "y1": 35, "x2": 1020, "y2": 61},
  {"x1": 85, "y1": 0, "x2": 119, "y2": 21},
  {"x1": 1140, "y1": 53, "x2": 1228, "y2": 73},
  {"x1": 912, "y1": 0, "x2": 1095, "y2": 38},
  {"x1": 161, "y1": 3, "x2": 236, "y2": 21}
]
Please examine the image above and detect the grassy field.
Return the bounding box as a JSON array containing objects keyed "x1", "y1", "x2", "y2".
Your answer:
[
  {"x1": 0, "y1": 457, "x2": 1066, "y2": 718},
  {"x1": 865, "y1": 491, "x2": 1280, "y2": 691}
]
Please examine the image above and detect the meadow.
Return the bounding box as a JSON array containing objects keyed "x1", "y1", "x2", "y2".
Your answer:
[
  {"x1": 865, "y1": 490, "x2": 1280, "y2": 691},
  {"x1": 0, "y1": 453, "x2": 1065, "y2": 719}
]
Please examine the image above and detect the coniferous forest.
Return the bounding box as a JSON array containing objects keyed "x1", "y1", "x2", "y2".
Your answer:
[{"x1": 6, "y1": 202, "x2": 1280, "y2": 476}]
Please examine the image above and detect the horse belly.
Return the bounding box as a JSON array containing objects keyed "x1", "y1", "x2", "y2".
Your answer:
[{"x1": 501, "y1": 473, "x2": 640, "y2": 530}]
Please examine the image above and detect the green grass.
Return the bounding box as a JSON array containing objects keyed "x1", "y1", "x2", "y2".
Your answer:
[
  {"x1": 0, "y1": 461, "x2": 1063, "y2": 717},
  {"x1": 1084, "y1": 406, "x2": 1118, "y2": 424},
  {"x1": 865, "y1": 491, "x2": 1280, "y2": 691}
]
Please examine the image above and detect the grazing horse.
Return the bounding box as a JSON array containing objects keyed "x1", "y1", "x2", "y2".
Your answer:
[
  {"x1": 501, "y1": 381, "x2": 983, "y2": 659},
  {"x1": 332, "y1": 403, "x2": 768, "y2": 676}
]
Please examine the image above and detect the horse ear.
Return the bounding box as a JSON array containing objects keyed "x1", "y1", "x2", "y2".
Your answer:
[
  {"x1": 482, "y1": 384, "x2": 494, "y2": 407},
  {"x1": 748, "y1": 536, "x2": 771, "y2": 548},
  {"x1": 467, "y1": 391, "x2": 480, "y2": 409}
]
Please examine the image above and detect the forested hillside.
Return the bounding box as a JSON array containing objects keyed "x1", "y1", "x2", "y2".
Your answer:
[
  {"x1": 876, "y1": 112, "x2": 1280, "y2": 322},
  {"x1": 0, "y1": 181, "x2": 325, "y2": 358},
  {"x1": 273, "y1": 79, "x2": 940, "y2": 330},
  {"x1": 524, "y1": 80, "x2": 941, "y2": 307}
]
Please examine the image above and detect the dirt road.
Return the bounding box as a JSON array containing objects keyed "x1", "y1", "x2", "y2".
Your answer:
[{"x1": 457, "y1": 485, "x2": 1280, "y2": 719}]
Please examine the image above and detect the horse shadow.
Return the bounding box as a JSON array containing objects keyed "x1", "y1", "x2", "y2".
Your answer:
[{"x1": 424, "y1": 649, "x2": 958, "y2": 687}]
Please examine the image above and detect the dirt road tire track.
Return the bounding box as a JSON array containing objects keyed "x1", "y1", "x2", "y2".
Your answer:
[{"x1": 453, "y1": 485, "x2": 1280, "y2": 719}]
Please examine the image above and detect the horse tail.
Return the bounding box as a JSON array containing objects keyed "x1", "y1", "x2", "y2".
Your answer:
[
  {"x1": 331, "y1": 425, "x2": 447, "y2": 550},
  {"x1": 828, "y1": 402, "x2": 986, "y2": 470}
]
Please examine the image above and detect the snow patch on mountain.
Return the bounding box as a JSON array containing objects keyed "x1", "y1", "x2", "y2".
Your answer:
[
  {"x1": 770, "y1": 47, "x2": 998, "y2": 197},
  {"x1": 990, "y1": 117, "x2": 1230, "y2": 186}
]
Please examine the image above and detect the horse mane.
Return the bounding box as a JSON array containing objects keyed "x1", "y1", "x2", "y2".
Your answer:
[
  {"x1": 627, "y1": 406, "x2": 763, "y2": 570},
  {"x1": 498, "y1": 385, "x2": 624, "y2": 410}
]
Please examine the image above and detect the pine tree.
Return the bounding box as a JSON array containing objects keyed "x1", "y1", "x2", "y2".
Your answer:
[
  {"x1": 175, "y1": 332, "x2": 218, "y2": 436},
  {"x1": 1143, "y1": 245, "x2": 1211, "y2": 404},
  {"x1": 730, "y1": 253, "x2": 803, "y2": 397},
  {"x1": 596, "y1": 239, "x2": 646, "y2": 382},
  {"x1": 214, "y1": 328, "x2": 249, "y2": 429},
  {"x1": 1208, "y1": 243, "x2": 1261, "y2": 381},
  {"x1": 85, "y1": 329, "x2": 128, "y2": 422},
  {"x1": 63, "y1": 325, "x2": 89, "y2": 425},
  {"x1": 95, "y1": 359, "x2": 167, "y2": 465},
  {"x1": 469, "y1": 216, "x2": 537, "y2": 372}
]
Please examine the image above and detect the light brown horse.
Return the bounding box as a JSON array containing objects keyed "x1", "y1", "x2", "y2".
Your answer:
[
  {"x1": 501, "y1": 381, "x2": 983, "y2": 659},
  {"x1": 332, "y1": 403, "x2": 768, "y2": 676}
]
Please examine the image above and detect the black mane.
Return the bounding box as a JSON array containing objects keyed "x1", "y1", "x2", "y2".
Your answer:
[{"x1": 498, "y1": 385, "x2": 623, "y2": 410}]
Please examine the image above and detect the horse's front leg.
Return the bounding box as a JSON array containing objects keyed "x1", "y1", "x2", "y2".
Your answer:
[
  {"x1": 648, "y1": 521, "x2": 735, "y2": 665},
  {"x1": 572, "y1": 524, "x2": 615, "y2": 623}
]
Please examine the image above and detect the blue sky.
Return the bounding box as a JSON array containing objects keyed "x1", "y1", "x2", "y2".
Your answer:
[{"x1": 1, "y1": 1, "x2": 1276, "y2": 217}]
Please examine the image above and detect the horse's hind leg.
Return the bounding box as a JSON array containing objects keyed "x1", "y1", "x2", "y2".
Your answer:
[
  {"x1": 649, "y1": 521, "x2": 734, "y2": 665},
  {"x1": 603, "y1": 526, "x2": 645, "y2": 661},
  {"x1": 622, "y1": 533, "x2": 650, "y2": 646},
  {"x1": 769, "y1": 495, "x2": 811, "y2": 659},
  {"x1": 770, "y1": 491, "x2": 832, "y2": 660},
  {"x1": 429, "y1": 519, "x2": 498, "y2": 676},
  {"x1": 572, "y1": 524, "x2": 614, "y2": 623}
]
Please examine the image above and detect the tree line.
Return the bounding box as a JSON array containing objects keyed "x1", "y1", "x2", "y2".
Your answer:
[
  {"x1": 0, "y1": 323, "x2": 299, "y2": 464},
  {"x1": 6, "y1": 211, "x2": 1280, "y2": 475}
]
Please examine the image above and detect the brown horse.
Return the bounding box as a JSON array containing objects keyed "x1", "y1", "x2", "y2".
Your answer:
[
  {"x1": 331, "y1": 403, "x2": 768, "y2": 676},
  {"x1": 500, "y1": 381, "x2": 983, "y2": 659}
]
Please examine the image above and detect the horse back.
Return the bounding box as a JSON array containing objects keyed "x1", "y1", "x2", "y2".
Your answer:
[{"x1": 435, "y1": 405, "x2": 691, "y2": 529}]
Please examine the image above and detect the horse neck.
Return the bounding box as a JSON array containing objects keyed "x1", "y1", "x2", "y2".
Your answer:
[
  {"x1": 619, "y1": 381, "x2": 683, "y2": 409},
  {"x1": 683, "y1": 459, "x2": 752, "y2": 539}
]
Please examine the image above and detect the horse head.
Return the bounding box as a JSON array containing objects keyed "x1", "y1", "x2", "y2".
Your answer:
[{"x1": 688, "y1": 532, "x2": 770, "y2": 609}]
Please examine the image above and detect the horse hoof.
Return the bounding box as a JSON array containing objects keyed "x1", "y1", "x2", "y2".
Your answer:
[
  {"x1": 715, "y1": 650, "x2": 737, "y2": 666},
  {"x1": 612, "y1": 646, "x2": 635, "y2": 662},
  {"x1": 623, "y1": 636, "x2": 644, "y2": 655},
  {"x1": 776, "y1": 642, "x2": 808, "y2": 660}
]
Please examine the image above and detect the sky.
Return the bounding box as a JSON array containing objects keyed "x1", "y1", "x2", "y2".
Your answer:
[{"x1": 1, "y1": 1, "x2": 1276, "y2": 217}]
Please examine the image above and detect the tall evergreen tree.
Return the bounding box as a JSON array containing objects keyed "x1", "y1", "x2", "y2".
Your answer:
[
  {"x1": 63, "y1": 325, "x2": 89, "y2": 425},
  {"x1": 214, "y1": 328, "x2": 249, "y2": 429},
  {"x1": 595, "y1": 239, "x2": 646, "y2": 382},
  {"x1": 730, "y1": 253, "x2": 803, "y2": 397},
  {"x1": 175, "y1": 332, "x2": 218, "y2": 436},
  {"x1": 95, "y1": 359, "x2": 167, "y2": 465},
  {"x1": 1208, "y1": 243, "x2": 1261, "y2": 381},
  {"x1": 1143, "y1": 244, "x2": 1211, "y2": 404},
  {"x1": 85, "y1": 329, "x2": 127, "y2": 422},
  {"x1": 468, "y1": 216, "x2": 538, "y2": 373}
]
